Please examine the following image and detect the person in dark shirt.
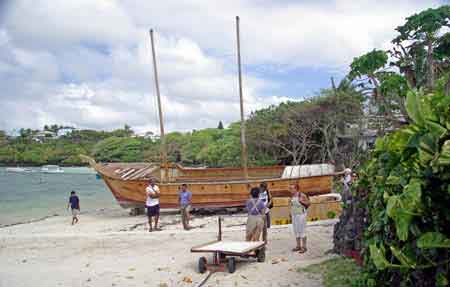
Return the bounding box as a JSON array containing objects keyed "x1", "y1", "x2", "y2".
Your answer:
[{"x1": 67, "y1": 191, "x2": 80, "y2": 225}]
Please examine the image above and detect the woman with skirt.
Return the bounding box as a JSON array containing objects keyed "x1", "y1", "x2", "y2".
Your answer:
[
  {"x1": 245, "y1": 187, "x2": 266, "y2": 241},
  {"x1": 289, "y1": 184, "x2": 310, "y2": 253}
]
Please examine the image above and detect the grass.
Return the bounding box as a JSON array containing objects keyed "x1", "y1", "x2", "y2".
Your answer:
[{"x1": 297, "y1": 257, "x2": 364, "y2": 287}]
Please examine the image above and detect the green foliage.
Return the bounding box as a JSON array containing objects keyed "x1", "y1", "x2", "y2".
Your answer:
[
  {"x1": 393, "y1": 6, "x2": 450, "y2": 44},
  {"x1": 298, "y1": 257, "x2": 365, "y2": 287},
  {"x1": 327, "y1": 210, "x2": 337, "y2": 219},
  {"x1": 92, "y1": 137, "x2": 148, "y2": 162},
  {"x1": 356, "y1": 87, "x2": 450, "y2": 285},
  {"x1": 349, "y1": 49, "x2": 388, "y2": 79}
]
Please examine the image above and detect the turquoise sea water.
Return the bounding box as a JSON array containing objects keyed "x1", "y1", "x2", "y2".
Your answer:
[{"x1": 0, "y1": 167, "x2": 119, "y2": 226}]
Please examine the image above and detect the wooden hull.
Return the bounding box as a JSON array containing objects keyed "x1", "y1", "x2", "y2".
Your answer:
[{"x1": 95, "y1": 163, "x2": 334, "y2": 209}]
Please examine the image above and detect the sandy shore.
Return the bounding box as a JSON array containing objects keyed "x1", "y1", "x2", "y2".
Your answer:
[{"x1": 0, "y1": 209, "x2": 337, "y2": 287}]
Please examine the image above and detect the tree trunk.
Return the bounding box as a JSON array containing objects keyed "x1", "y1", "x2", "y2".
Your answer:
[
  {"x1": 445, "y1": 76, "x2": 450, "y2": 97},
  {"x1": 426, "y1": 38, "x2": 435, "y2": 90}
]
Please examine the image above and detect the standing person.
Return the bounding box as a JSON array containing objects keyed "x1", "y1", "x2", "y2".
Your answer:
[
  {"x1": 342, "y1": 168, "x2": 352, "y2": 204},
  {"x1": 178, "y1": 184, "x2": 192, "y2": 230},
  {"x1": 259, "y1": 182, "x2": 273, "y2": 241},
  {"x1": 245, "y1": 187, "x2": 266, "y2": 241},
  {"x1": 146, "y1": 178, "x2": 161, "y2": 232},
  {"x1": 289, "y1": 184, "x2": 310, "y2": 253},
  {"x1": 67, "y1": 191, "x2": 80, "y2": 225}
]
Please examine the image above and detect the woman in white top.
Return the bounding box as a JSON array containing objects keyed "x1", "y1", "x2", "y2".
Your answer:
[
  {"x1": 289, "y1": 184, "x2": 310, "y2": 253},
  {"x1": 146, "y1": 178, "x2": 161, "y2": 232},
  {"x1": 259, "y1": 182, "x2": 273, "y2": 242}
]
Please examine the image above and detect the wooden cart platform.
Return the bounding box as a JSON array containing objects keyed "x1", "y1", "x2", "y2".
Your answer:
[{"x1": 190, "y1": 217, "x2": 266, "y2": 273}]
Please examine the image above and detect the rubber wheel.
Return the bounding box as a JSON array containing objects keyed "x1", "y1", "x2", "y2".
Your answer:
[
  {"x1": 256, "y1": 248, "x2": 266, "y2": 262},
  {"x1": 198, "y1": 257, "x2": 207, "y2": 274},
  {"x1": 227, "y1": 257, "x2": 236, "y2": 273}
]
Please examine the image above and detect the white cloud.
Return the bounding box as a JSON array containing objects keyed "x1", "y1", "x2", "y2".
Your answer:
[{"x1": 0, "y1": 0, "x2": 444, "y2": 133}]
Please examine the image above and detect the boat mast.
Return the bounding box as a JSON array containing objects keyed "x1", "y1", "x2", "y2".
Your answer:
[
  {"x1": 235, "y1": 16, "x2": 249, "y2": 180},
  {"x1": 149, "y1": 29, "x2": 168, "y2": 182}
]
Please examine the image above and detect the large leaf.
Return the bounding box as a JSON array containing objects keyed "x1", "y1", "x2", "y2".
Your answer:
[
  {"x1": 419, "y1": 94, "x2": 438, "y2": 122},
  {"x1": 386, "y1": 175, "x2": 401, "y2": 185},
  {"x1": 436, "y1": 272, "x2": 449, "y2": 287},
  {"x1": 405, "y1": 90, "x2": 424, "y2": 125},
  {"x1": 386, "y1": 195, "x2": 401, "y2": 217},
  {"x1": 369, "y1": 244, "x2": 389, "y2": 270},
  {"x1": 437, "y1": 140, "x2": 450, "y2": 166},
  {"x1": 419, "y1": 133, "x2": 439, "y2": 165},
  {"x1": 417, "y1": 232, "x2": 450, "y2": 249},
  {"x1": 386, "y1": 180, "x2": 422, "y2": 241},
  {"x1": 403, "y1": 180, "x2": 422, "y2": 209},
  {"x1": 425, "y1": 120, "x2": 448, "y2": 139},
  {"x1": 390, "y1": 245, "x2": 417, "y2": 268}
]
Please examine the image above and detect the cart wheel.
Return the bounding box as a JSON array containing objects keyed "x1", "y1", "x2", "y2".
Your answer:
[
  {"x1": 227, "y1": 257, "x2": 236, "y2": 273},
  {"x1": 256, "y1": 248, "x2": 266, "y2": 262},
  {"x1": 198, "y1": 257, "x2": 207, "y2": 274}
]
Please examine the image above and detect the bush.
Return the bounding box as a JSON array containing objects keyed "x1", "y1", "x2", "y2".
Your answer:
[
  {"x1": 356, "y1": 89, "x2": 450, "y2": 286},
  {"x1": 327, "y1": 211, "x2": 337, "y2": 219}
]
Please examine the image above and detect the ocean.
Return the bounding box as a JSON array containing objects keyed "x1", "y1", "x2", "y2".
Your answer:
[{"x1": 0, "y1": 167, "x2": 119, "y2": 226}]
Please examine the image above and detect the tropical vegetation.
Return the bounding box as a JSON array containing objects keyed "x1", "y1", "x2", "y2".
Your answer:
[{"x1": 334, "y1": 5, "x2": 450, "y2": 286}]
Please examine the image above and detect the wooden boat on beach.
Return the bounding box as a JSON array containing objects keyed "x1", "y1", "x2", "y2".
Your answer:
[
  {"x1": 85, "y1": 18, "x2": 338, "y2": 210},
  {"x1": 84, "y1": 157, "x2": 335, "y2": 209}
]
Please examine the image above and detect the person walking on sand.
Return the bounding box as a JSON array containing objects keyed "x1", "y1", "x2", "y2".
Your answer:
[
  {"x1": 289, "y1": 184, "x2": 310, "y2": 253},
  {"x1": 146, "y1": 178, "x2": 161, "y2": 232},
  {"x1": 179, "y1": 184, "x2": 192, "y2": 230},
  {"x1": 245, "y1": 187, "x2": 266, "y2": 241},
  {"x1": 67, "y1": 190, "x2": 80, "y2": 225},
  {"x1": 259, "y1": 182, "x2": 273, "y2": 241}
]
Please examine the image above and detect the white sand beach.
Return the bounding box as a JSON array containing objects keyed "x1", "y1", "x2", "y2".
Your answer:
[{"x1": 0, "y1": 209, "x2": 337, "y2": 287}]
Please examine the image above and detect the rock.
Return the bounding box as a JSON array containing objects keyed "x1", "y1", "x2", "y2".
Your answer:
[
  {"x1": 22, "y1": 259, "x2": 27, "y2": 263},
  {"x1": 271, "y1": 258, "x2": 281, "y2": 264},
  {"x1": 182, "y1": 276, "x2": 192, "y2": 283}
]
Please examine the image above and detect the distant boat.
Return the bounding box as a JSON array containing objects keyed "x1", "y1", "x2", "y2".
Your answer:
[
  {"x1": 40, "y1": 165, "x2": 64, "y2": 174},
  {"x1": 5, "y1": 167, "x2": 33, "y2": 173}
]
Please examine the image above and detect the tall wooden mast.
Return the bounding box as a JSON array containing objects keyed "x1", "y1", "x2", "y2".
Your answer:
[
  {"x1": 235, "y1": 16, "x2": 249, "y2": 180},
  {"x1": 149, "y1": 29, "x2": 168, "y2": 182}
]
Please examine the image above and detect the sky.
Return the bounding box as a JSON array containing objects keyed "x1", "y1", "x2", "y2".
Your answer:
[{"x1": 0, "y1": 0, "x2": 445, "y2": 134}]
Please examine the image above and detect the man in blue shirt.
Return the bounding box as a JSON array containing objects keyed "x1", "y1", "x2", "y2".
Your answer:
[
  {"x1": 178, "y1": 184, "x2": 192, "y2": 230},
  {"x1": 67, "y1": 191, "x2": 80, "y2": 225}
]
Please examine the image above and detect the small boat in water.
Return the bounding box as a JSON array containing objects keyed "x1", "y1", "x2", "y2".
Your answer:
[
  {"x1": 40, "y1": 165, "x2": 64, "y2": 174},
  {"x1": 5, "y1": 167, "x2": 33, "y2": 173}
]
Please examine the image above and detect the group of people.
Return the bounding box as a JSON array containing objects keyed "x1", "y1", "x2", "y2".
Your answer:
[
  {"x1": 245, "y1": 182, "x2": 310, "y2": 253},
  {"x1": 145, "y1": 178, "x2": 193, "y2": 232},
  {"x1": 67, "y1": 178, "x2": 311, "y2": 253}
]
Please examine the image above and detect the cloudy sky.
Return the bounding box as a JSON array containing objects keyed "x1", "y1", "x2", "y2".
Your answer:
[{"x1": 0, "y1": 0, "x2": 444, "y2": 134}]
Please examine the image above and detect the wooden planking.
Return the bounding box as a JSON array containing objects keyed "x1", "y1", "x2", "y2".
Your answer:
[{"x1": 101, "y1": 172, "x2": 334, "y2": 209}]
